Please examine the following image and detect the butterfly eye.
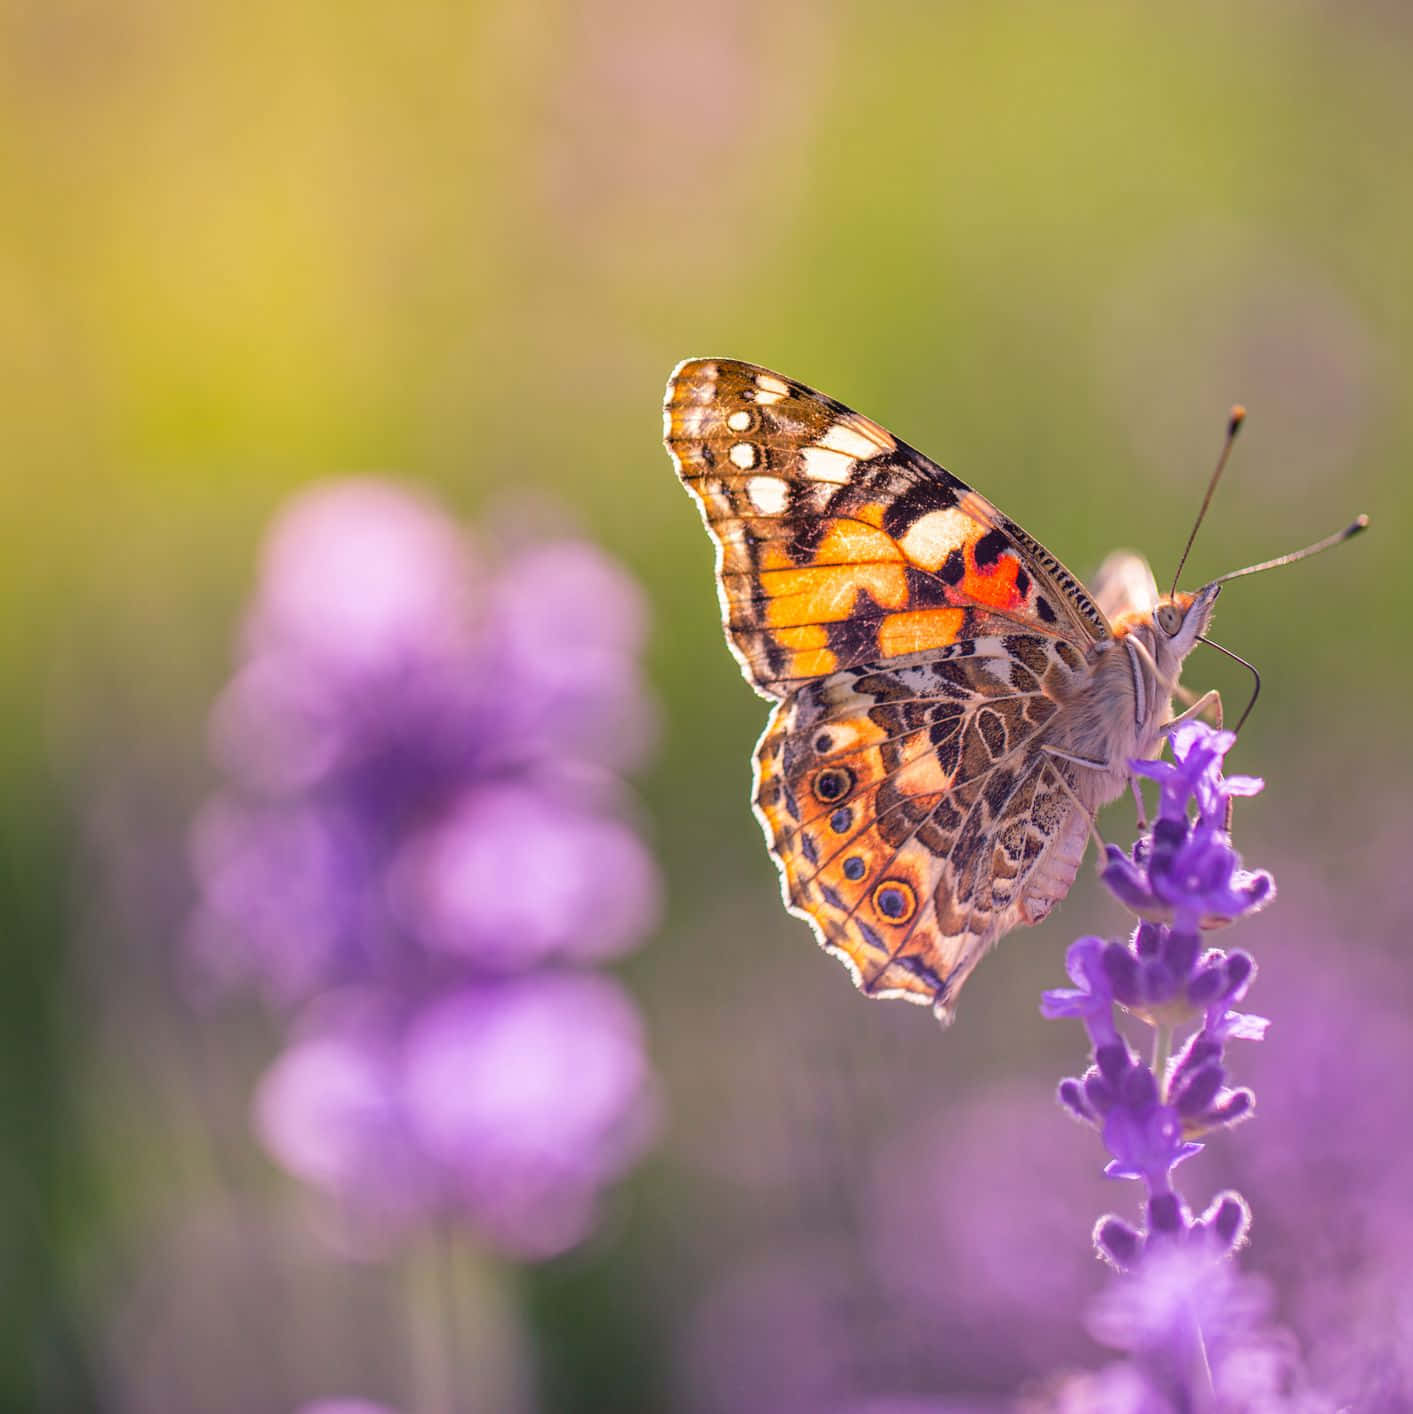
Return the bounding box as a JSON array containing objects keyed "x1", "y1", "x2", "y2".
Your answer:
[{"x1": 1156, "y1": 603, "x2": 1183, "y2": 636}]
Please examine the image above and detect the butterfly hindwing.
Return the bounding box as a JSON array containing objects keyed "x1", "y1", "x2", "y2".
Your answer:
[
  {"x1": 752, "y1": 637, "x2": 1091, "y2": 1021},
  {"x1": 664, "y1": 358, "x2": 1110, "y2": 700}
]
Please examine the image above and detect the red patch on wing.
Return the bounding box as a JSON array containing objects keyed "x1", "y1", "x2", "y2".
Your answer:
[{"x1": 961, "y1": 548, "x2": 1024, "y2": 611}]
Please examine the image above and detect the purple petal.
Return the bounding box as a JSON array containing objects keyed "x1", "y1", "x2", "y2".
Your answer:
[{"x1": 1093, "y1": 1216, "x2": 1142, "y2": 1270}]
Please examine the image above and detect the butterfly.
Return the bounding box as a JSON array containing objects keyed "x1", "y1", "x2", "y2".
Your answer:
[{"x1": 663, "y1": 358, "x2": 1224, "y2": 1025}]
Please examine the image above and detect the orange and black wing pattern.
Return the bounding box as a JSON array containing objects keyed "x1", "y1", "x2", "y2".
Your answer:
[{"x1": 663, "y1": 358, "x2": 1109, "y2": 701}]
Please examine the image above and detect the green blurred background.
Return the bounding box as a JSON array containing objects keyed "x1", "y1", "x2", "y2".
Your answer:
[{"x1": 3, "y1": 1, "x2": 1410, "y2": 1409}]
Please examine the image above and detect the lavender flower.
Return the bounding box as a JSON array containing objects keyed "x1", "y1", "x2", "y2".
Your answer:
[
  {"x1": 255, "y1": 973, "x2": 657, "y2": 1256},
  {"x1": 1034, "y1": 1244, "x2": 1325, "y2": 1412},
  {"x1": 1041, "y1": 722, "x2": 1306, "y2": 1403},
  {"x1": 1100, "y1": 722, "x2": 1272, "y2": 932},
  {"x1": 296, "y1": 1402, "x2": 402, "y2": 1414},
  {"x1": 189, "y1": 479, "x2": 662, "y2": 1258}
]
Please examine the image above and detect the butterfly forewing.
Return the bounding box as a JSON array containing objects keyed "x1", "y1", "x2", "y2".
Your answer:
[{"x1": 664, "y1": 358, "x2": 1109, "y2": 700}]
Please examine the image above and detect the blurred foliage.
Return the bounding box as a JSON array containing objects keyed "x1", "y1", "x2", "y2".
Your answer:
[{"x1": 2, "y1": 0, "x2": 1411, "y2": 1409}]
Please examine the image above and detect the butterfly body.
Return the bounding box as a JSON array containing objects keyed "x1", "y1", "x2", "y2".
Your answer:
[{"x1": 664, "y1": 358, "x2": 1217, "y2": 1024}]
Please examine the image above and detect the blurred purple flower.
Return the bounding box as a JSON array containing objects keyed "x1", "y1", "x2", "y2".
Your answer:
[
  {"x1": 389, "y1": 777, "x2": 660, "y2": 970},
  {"x1": 253, "y1": 989, "x2": 439, "y2": 1226},
  {"x1": 296, "y1": 1402, "x2": 402, "y2": 1414},
  {"x1": 402, "y1": 973, "x2": 658, "y2": 1257},
  {"x1": 1032, "y1": 1244, "x2": 1328, "y2": 1412},
  {"x1": 191, "y1": 478, "x2": 663, "y2": 1258},
  {"x1": 480, "y1": 538, "x2": 657, "y2": 772},
  {"x1": 256, "y1": 974, "x2": 657, "y2": 1258},
  {"x1": 1225, "y1": 877, "x2": 1413, "y2": 1409}
]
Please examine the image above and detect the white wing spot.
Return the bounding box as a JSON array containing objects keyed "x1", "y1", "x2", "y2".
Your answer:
[
  {"x1": 800, "y1": 446, "x2": 855, "y2": 484},
  {"x1": 821, "y1": 419, "x2": 892, "y2": 459},
  {"x1": 754, "y1": 373, "x2": 789, "y2": 405},
  {"x1": 729, "y1": 441, "x2": 758, "y2": 470},
  {"x1": 898, "y1": 507, "x2": 973, "y2": 570},
  {"x1": 727, "y1": 410, "x2": 752, "y2": 432},
  {"x1": 747, "y1": 475, "x2": 790, "y2": 514}
]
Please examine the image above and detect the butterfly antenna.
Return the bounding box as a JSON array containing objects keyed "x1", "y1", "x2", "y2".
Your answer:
[
  {"x1": 1169, "y1": 405, "x2": 1245, "y2": 597},
  {"x1": 1210, "y1": 514, "x2": 1369, "y2": 585},
  {"x1": 1198, "y1": 515, "x2": 1368, "y2": 732}
]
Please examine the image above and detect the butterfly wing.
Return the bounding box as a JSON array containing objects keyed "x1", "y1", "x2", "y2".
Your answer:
[
  {"x1": 664, "y1": 357, "x2": 1110, "y2": 700},
  {"x1": 753, "y1": 638, "x2": 1093, "y2": 1023},
  {"x1": 664, "y1": 358, "x2": 1115, "y2": 1023}
]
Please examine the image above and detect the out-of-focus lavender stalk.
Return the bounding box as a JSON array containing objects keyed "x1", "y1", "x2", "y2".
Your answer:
[
  {"x1": 187, "y1": 480, "x2": 663, "y2": 1265},
  {"x1": 1040, "y1": 722, "x2": 1315, "y2": 1405}
]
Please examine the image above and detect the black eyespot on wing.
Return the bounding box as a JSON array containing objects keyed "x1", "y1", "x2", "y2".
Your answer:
[
  {"x1": 829, "y1": 807, "x2": 853, "y2": 833},
  {"x1": 813, "y1": 767, "x2": 854, "y2": 802},
  {"x1": 872, "y1": 880, "x2": 917, "y2": 922},
  {"x1": 843, "y1": 856, "x2": 866, "y2": 880}
]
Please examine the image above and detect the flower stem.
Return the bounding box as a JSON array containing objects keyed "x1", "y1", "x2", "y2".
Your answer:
[
  {"x1": 1152, "y1": 1023, "x2": 1173, "y2": 1099},
  {"x1": 1181, "y1": 1304, "x2": 1217, "y2": 1411},
  {"x1": 406, "y1": 1225, "x2": 459, "y2": 1414}
]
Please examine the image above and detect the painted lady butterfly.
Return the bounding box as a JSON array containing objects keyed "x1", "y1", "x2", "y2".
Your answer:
[{"x1": 664, "y1": 358, "x2": 1227, "y2": 1025}]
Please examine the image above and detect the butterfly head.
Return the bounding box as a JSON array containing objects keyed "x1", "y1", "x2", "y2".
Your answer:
[{"x1": 1150, "y1": 581, "x2": 1221, "y2": 671}]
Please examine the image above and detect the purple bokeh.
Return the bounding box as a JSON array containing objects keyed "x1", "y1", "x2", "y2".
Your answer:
[{"x1": 189, "y1": 478, "x2": 662, "y2": 1258}]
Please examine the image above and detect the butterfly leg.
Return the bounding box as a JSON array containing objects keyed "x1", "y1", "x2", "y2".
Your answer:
[{"x1": 1162, "y1": 689, "x2": 1224, "y2": 732}]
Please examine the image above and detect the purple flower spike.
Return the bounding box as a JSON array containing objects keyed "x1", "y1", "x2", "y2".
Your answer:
[{"x1": 1041, "y1": 722, "x2": 1294, "y2": 1391}]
